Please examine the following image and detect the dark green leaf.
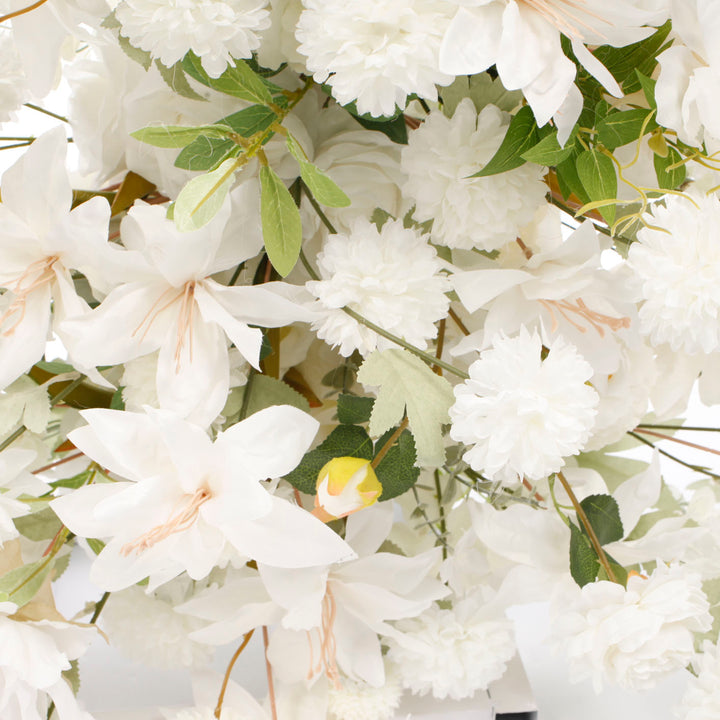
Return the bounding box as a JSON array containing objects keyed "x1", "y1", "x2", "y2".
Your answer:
[
  {"x1": 374, "y1": 429, "x2": 420, "y2": 500},
  {"x1": 259, "y1": 165, "x2": 303, "y2": 277},
  {"x1": 237, "y1": 374, "x2": 310, "y2": 418},
  {"x1": 110, "y1": 389, "x2": 125, "y2": 411},
  {"x1": 576, "y1": 149, "x2": 618, "y2": 225},
  {"x1": 596, "y1": 109, "x2": 657, "y2": 151},
  {"x1": 569, "y1": 522, "x2": 600, "y2": 587},
  {"x1": 351, "y1": 112, "x2": 408, "y2": 144},
  {"x1": 337, "y1": 394, "x2": 374, "y2": 425},
  {"x1": 654, "y1": 146, "x2": 687, "y2": 190},
  {"x1": 471, "y1": 106, "x2": 539, "y2": 177},
  {"x1": 284, "y1": 425, "x2": 374, "y2": 494},
  {"x1": 580, "y1": 493, "x2": 624, "y2": 545},
  {"x1": 521, "y1": 132, "x2": 574, "y2": 165},
  {"x1": 635, "y1": 70, "x2": 657, "y2": 109},
  {"x1": 155, "y1": 60, "x2": 206, "y2": 101},
  {"x1": 555, "y1": 154, "x2": 588, "y2": 202}
]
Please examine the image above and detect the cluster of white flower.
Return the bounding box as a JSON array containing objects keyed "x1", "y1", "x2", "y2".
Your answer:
[{"x1": 2, "y1": 1, "x2": 720, "y2": 719}]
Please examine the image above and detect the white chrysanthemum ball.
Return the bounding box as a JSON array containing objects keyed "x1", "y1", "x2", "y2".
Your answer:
[
  {"x1": 553, "y1": 565, "x2": 712, "y2": 692},
  {"x1": 387, "y1": 598, "x2": 516, "y2": 700},
  {"x1": 306, "y1": 219, "x2": 450, "y2": 357},
  {"x1": 402, "y1": 100, "x2": 548, "y2": 251},
  {"x1": 678, "y1": 640, "x2": 720, "y2": 720},
  {"x1": 295, "y1": 0, "x2": 454, "y2": 117},
  {"x1": 328, "y1": 673, "x2": 402, "y2": 720},
  {"x1": 450, "y1": 329, "x2": 598, "y2": 484},
  {"x1": 101, "y1": 578, "x2": 214, "y2": 669},
  {"x1": 629, "y1": 194, "x2": 720, "y2": 354},
  {"x1": 115, "y1": 0, "x2": 271, "y2": 77}
]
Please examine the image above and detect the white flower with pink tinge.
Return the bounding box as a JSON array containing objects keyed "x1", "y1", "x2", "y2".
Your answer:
[{"x1": 51, "y1": 405, "x2": 355, "y2": 592}]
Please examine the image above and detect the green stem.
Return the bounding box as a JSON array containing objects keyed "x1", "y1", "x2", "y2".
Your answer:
[
  {"x1": 238, "y1": 368, "x2": 257, "y2": 421},
  {"x1": 434, "y1": 470, "x2": 448, "y2": 560},
  {"x1": 636, "y1": 424, "x2": 720, "y2": 432},
  {"x1": 23, "y1": 103, "x2": 69, "y2": 124},
  {"x1": 90, "y1": 591, "x2": 110, "y2": 624},
  {"x1": 628, "y1": 431, "x2": 720, "y2": 480},
  {"x1": 301, "y1": 180, "x2": 338, "y2": 235}
]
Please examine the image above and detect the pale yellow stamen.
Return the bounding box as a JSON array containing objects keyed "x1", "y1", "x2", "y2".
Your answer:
[
  {"x1": 120, "y1": 487, "x2": 211, "y2": 556},
  {"x1": 539, "y1": 297, "x2": 631, "y2": 337},
  {"x1": 132, "y1": 281, "x2": 197, "y2": 372},
  {"x1": 306, "y1": 586, "x2": 342, "y2": 690},
  {"x1": 519, "y1": 0, "x2": 610, "y2": 41},
  {"x1": 0, "y1": 255, "x2": 59, "y2": 336}
]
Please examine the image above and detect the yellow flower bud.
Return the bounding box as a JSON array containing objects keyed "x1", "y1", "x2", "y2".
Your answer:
[{"x1": 313, "y1": 457, "x2": 382, "y2": 521}]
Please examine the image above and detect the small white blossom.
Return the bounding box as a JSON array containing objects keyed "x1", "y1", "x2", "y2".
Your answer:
[
  {"x1": 402, "y1": 100, "x2": 548, "y2": 251},
  {"x1": 678, "y1": 639, "x2": 720, "y2": 720},
  {"x1": 449, "y1": 329, "x2": 598, "y2": 484},
  {"x1": 306, "y1": 219, "x2": 450, "y2": 357},
  {"x1": 328, "y1": 672, "x2": 402, "y2": 720}
]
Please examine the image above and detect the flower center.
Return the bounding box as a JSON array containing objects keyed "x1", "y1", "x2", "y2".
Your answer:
[
  {"x1": 132, "y1": 280, "x2": 197, "y2": 372},
  {"x1": 120, "y1": 486, "x2": 211, "y2": 556},
  {"x1": 0, "y1": 255, "x2": 59, "y2": 336},
  {"x1": 518, "y1": 0, "x2": 609, "y2": 40},
  {"x1": 307, "y1": 586, "x2": 341, "y2": 689},
  {"x1": 539, "y1": 297, "x2": 631, "y2": 337}
]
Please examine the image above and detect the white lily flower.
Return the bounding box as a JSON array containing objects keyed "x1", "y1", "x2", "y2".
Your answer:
[
  {"x1": 0, "y1": 127, "x2": 112, "y2": 391},
  {"x1": 50, "y1": 405, "x2": 355, "y2": 591},
  {"x1": 61, "y1": 201, "x2": 313, "y2": 428}
]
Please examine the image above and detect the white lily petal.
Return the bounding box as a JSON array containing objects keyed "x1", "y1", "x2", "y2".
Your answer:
[
  {"x1": 333, "y1": 605, "x2": 385, "y2": 686},
  {"x1": 613, "y1": 451, "x2": 661, "y2": 537},
  {"x1": 439, "y1": 6, "x2": 502, "y2": 75},
  {"x1": 522, "y1": 48, "x2": 577, "y2": 128},
  {"x1": 554, "y1": 83, "x2": 584, "y2": 147},
  {"x1": 571, "y1": 40, "x2": 623, "y2": 98},
  {"x1": 452, "y1": 269, "x2": 532, "y2": 313},
  {"x1": 258, "y1": 564, "x2": 327, "y2": 630}
]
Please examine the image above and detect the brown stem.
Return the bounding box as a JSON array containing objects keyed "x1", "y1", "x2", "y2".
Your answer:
[
  {"x1": 633, "y1": 427, "x2": 720, "y2": 457},
  {"x1": 0, "y1": 0, "x2": 50, "y2": 23},
  {"x1": 215, "y1": 630, "x2": 255, "y2": 719},
  {"x1": 556, "y1": 471, "x2": 617, "y2": 583},
  {"x1": 371, "y1": 417, "x2": 409, "y2": 469},
  {"x1": 433, "y1": 318, "x2": 446, "y2": 375},
  {"x1": 448, "y1": 308, "x2": 470, "y2": 336},
  {"x1": 32, "y1": 452, "x2": 84, "y2": 475},
  {"x1": 516, "y1": 237, "x2": 533, "y2": 259},
  {"x1": 263, "y1": 626, "x2": 278, "y2": 720}
]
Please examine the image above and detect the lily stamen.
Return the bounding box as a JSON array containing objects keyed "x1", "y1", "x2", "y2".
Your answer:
[
  {"x1": 120, "y1": 486, "x2": 211, "y2": 556},
  {"x1": 306, "y1": 585, "x2": 342, "y2": 689},
  {"x1": 539, "y1": 297, "x2": 631, "y2": 337}
]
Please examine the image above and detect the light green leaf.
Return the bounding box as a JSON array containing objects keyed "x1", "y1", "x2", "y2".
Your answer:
[
  {"x1": 237, "y1": 375, "x2": 310, "y2": 419},
  {"x1": 13, "y1": 507, "x2": 62, "y2": 541},
  {"x1": 0, "y1": 558, "x2": 53, "y2": 609},
  {"x1": 259, "y1": 165, "x2": 303, "y2": 276},
  {"x1": 576, "y1": 149, "x2": 618, "y2": 225},
  {"x1": 155, "y1": 60, "x2": 206, "y2": 101},
  {"x1": 286, "y1": 134, "x2": 350, "y2": 208},
  {"x1": 86, "y1": 538, "x2": 106, "y2": 556},
  {"x1": 357, "y1": 349, "x2": 455, "y2": 467},
  {"x1": 131, "y1": 124, "x2": 235, "y2": 149},
  {"x1": 174, "y1": 137, "x2": 238, "y2": 171},
  {"x1": 63, "y1": 660, "x2": 81, "y2": 695},
  {"x1": 654, "y1": 146, "x2": 687, "y2": 190},
  {"x1": 174, "y1": 157, "x2": 238, "y2": 232},
  {"x1": 117, "y1": 34, "x2": 152, "y2": 71}
]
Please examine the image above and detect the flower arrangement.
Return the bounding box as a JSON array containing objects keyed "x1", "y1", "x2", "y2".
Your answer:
[{"x1": 1, "y1": 1, "x2": 720, "y2": 718}]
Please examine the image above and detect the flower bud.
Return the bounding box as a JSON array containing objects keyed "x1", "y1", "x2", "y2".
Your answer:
[{"x1": 313, "y1": 457, "x2": 382, "y2": 521}]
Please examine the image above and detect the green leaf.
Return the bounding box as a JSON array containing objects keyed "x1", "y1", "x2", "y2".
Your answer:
[
  {"x1": 596, "y1": 109, "x2": 657, "y2": 151},
  {"x1": 110, "y1": 389, "x2": 125, "y2": 411},
  {"x1": 49, "y1": 468, "x2": 94, "y2": 490},
  {"x1": 175, "y1": 136, "x2": 238, "y2": 171},
  {"x1": 471, "y1": 106, "x2": 539, "y2": 177},
  {"x1": 0, "y1": 558, "x2": 54, "y2": 608},
  {"x1": 440, "y1": 73, "x2": 523, "y2": 118},
  {"x1": 654, "y1": 146, "x2": 687, "y2": 190},
  {"x1": 521, "y1": 132, "x2": 574, "y2": 165},
  {"x1": 174, "y1": 157, "x2": 238, "y2": 232},
  {"x1": 35, "y1": 360, "x2": 74, "y2": 375},
  {"x1": 86, "y1": 538, "x2": 106, "y2": 556},
  {"x1": 182, "y1": 52, "x2": 274, "y2": 106},
  {"x1": 569, "y1": 522, "x2": 600, "y2": 587},
  {"x1": 155, "y1": 60, "x2": 207, "y2": 101},
  {"x1": 357, "y1": 349, "x2": 455, "y2": 467},
  {"x1": 337, "y1": 394, "x2": 375, "y2": 425},
  {"x1": 223, "y1": 105, "x2": 278, "y2": 136},
  {"x1": 374, "y1": 429, "x2": 420, "y2": 500},
  {"x1": 259, "y1": 165, "x2": 303, "y2": 277},
  {"x1": 131, "y1": 123, "x2": 235, "y2": 149},
  {"x1": 635, "y1": 70, "x2": 657, "y2": 109},
  {"x1": 580, "y1": 494, "x2": 624, "y2": 545},
  {"x1": 576, "y1": 149, "x2": 617, "y2": 225},
  {"x1": 237, "y1": 374, "x2": 310, "y2": 418},
  {"x1": 118, "y1": 34, "x2": 152, "y2": 70},
  {"x1": 286, "y1": 134, "x2": 351, "y2": 208},
  {"x1": 13, "y1": 507, "x2": 62, "y2": 541},
  {"x1": 63, "y1": 660, "x2": 81, "y2": 695},
  {"x1": 284, "y1": 425, "x2": 374, "y2": 494},
  {"x1": 351, "y1": 112, "x2": 408, "y2": 144}
]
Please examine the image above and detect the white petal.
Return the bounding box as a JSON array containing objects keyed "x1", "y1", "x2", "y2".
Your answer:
[
  {"x1": 522, "y1": 48, "x2": 577, "y2": 127},
  {"x1": 452, "y1": 269, "x2": 531, "y2": 313},
  {"x1": 613, "y1": 451, "x2": 661, "y2": 536},
  {"x1": 571, "y1": 40, "x2": 622, "y2": 98},
  {"x1": 51, "y1": 482, "x2": 135, "y2": 538},
  {"x1": 344, "y1": 502, "x2": 395, "y2": 557},
  {"x1": 553, "y1": 83, "x2": 584, "y2": 147},
  {"x1": 258, "y1": 564, "x2": 326, "y2": 630},
  {"x1": 439, "y1": 6, "x2": 502, "y2": 75},
  {"x1": 333, "y1": 605, "x2": 385, "y2": 686}
]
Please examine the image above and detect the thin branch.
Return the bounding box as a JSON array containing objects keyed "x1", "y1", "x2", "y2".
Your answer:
[
  {"x1": 215, "y1": 630, "x2": 255, "y2": 719},
  {"x1": 634, "y1": 427, "x2": 720, "y2": 457},
  {"x1": 0, "y1": 0, "x2": 50, "y2": 24},
  {"x1": 90, "y1": 592, "x2": 110, "y2": 624},
  {"x1": 23, "y1": 102, "x2": 69, "y2": 124},
  {"x1": 262, "y1": 626, "x2": 278, "y2": 720},
  {"x1": 628, "y1": 431, "x2": 720, "y2": 480},
  {"x1": 371, "y1": 417, "x2": 409, "y2": 469}
]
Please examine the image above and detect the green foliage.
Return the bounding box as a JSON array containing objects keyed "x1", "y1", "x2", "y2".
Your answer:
[
  {"x1": 14, "y1": 507, "x2": 62, "y2": 541},
  {"x1": 580, "y1": 494, "x2": 624, "y2": 545},
  {"x1": 556, "y1": 154, "x2": 590, "y2": 203},
  {"x1": 131, "y1": 123, "x2": 235, "y2": 149},
  {"x1": 596, "y1": 109, "x2": 657, "y2": 151},
  {"x1": 235, "y1": 374, "x2": 310, "y2": 419},
  {"x1": 155, "y1": 60, "x2": 206, "y2": 101},
  {"x1": 635, "y1": 70, "x2": 657, "y2": 109},
  {"x1": 174, "y1": 138, "x2": 239, "y2": 172},
  {"x1": 576, "y1": 149, "x2": 618, "y2": 225},
  {"x1": 374, "y1": 429, "x2": 420, "y2": 500},
  {"x1": 654, "y1": 146, "x2": 687, "y2": 190},
  {"x1": 259, "y1": 165, "x2": 303, "y2": 277},
  {"x1": 63, "y1": 660, "x2": 81, "y2": 695},
  {"x1": 569, "y1": 522, "x2": 600, "y2": 587},
  {"x1": 471, "y1": 106, "x2": 541, "y2": 178},
  {"x1": 337, "y1": 394, "x2": 375, "y2": 425},
  {"x1": 0, "y1": 558, "x2": 54, "y2": 609},
  {"x1": 86, "y1": 538, "x2": 106, "y2": 556},
  {"x1": 521, "y1": 131, "x2": 574, "y2": 166},
  {"x1": 117, "y1": 34, "x2": 152, "y2": 70},
  {"x1": 284, "y1": 425, "x2": 374, "y2": 494},
  {"x1": 357, "y1": 349, "x2": 455, "y2": 467},
  {"x1": 440, "y1": 73, "x2": 522, "y2": 117}
]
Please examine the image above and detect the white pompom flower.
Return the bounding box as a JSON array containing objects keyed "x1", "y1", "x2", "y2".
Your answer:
[
  {"x1": 295, "y1": 0, "x2": 454, "y2": 117},
  {"x1": 449, "y1": 329, "x2": 598, "y2": 484},
  {"x1": 678, "y1": 640, "x2": 720, "y2": 720},
  {"x1": 115, "y1": 0, "x2": 271, "y2": 77},
  {"x1": 328, "y1": 672, "x2": 402, "y2": 720},
  {"x1": 629, "y1": 193, "x2": 720, "y2": 354},
  {"x1": 306, "y1": 218, "x2": 450, "y2": 357},
  {"x1": 402, "y1": 100, "x2": 548, "y2": 251}
]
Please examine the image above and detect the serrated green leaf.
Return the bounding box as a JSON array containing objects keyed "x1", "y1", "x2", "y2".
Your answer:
[
  {"x1": 118, "y1": 34, "x2": 152, "y2": 70},
  {"x1": 284, "y1": 425, "x2": 374, "y2": 494},
  {"x1": 110, "y1": 389, "x2": 125, "y2": 411},
  {"x1": 155, "y1": 60, "x2": 206, "y2": 101},
  {"x1": 357, "y1": 349, "x2": 455, "y2": 467},
  {"x1": 259, "y1": 165, "x2": 302, "y2": 277},
  {"x1": 576, "y1": 149, "x2": 617, "y2": 225},
  {"x1": 521, "y1": 132, "x2": 574, "y2": 165},
  {"x1": 182, "y1": 52, "x2": 273, "y2": 106},
  {"x1": 596, "y1": 109, "x2": 657, "y2": 151},
  {"x1": 63, "y1": 660, "x2": 81, "y2": 695},
  {"x1": 471, "y1": 106, "x2": 539, "y2": 177},
  {"x1": 654, "y1": 146, "x2": 687, "y2": 190},
  {"x1": 0, "y1": 558, "x2": 53, "y2": 608},
  {"x1": 174, "y1": 136, "x2": 238, "y2": 171},
  {"x1": 337, "y1": 394, "x2": 374, "y2": 425},
  {"x1": 131, "y1": 123, "x2": 235, "y2": 149},
  {"x1": 13, "y1": 507, "x2": 62, "y2": 541},
  {"x1": 321, "y1": 363, "x2": 357, "y2": 390},
  {"x1": 580, "y1": 493, "x2": 624, "y2": 545},
  {"x1": 569, "y1": 522, "x2": 600, "y2": 587},
  {"x1": 374, "y1": 429, "x2": 420, "y2": 500},
  {"x1": 174, "y1": 157, "x2": 238, "y2": 232},
  {"x1": 237, "y1": 374, "x2": 310, "y2": 419},
  {"x1": 440, "y1": 73, "x2": 523, "y2": 118}
]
